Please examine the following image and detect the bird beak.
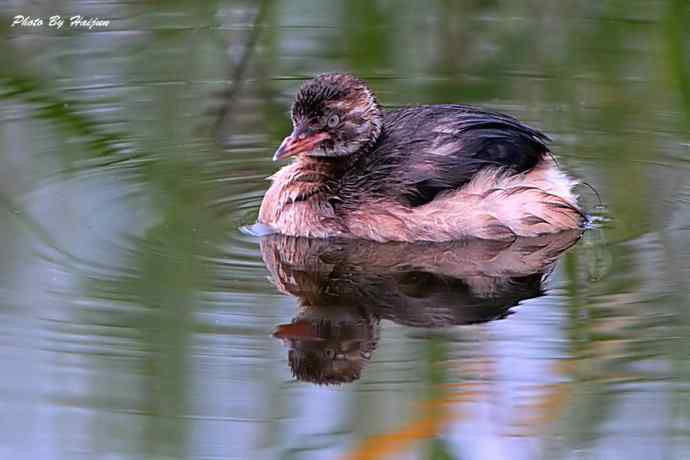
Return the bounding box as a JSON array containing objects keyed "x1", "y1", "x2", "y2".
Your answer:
[{"x1": 273, "y1": 131, "x2": 331, "y2": 161}]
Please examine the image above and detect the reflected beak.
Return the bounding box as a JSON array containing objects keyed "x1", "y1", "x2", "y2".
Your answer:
[
  {"x1": 273, "y1": 131, "x2": 330, "y2": 161},
  {"x1": 272, "y1": 321, "x2": 325, "y2": 342}
]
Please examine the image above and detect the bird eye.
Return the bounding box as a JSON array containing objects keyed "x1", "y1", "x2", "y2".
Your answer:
[{"x1": 326, "y1": 114, "x2": 340, "y2": 128}]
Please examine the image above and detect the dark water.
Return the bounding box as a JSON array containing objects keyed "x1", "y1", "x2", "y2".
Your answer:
[{"x1": 2, "y1": 1, "x2": 690, "y2": 459}]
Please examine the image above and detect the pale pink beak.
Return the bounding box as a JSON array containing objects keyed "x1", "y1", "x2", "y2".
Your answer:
[{"x1": 273, "y1": 131, "x2": 330, "y2": 161}]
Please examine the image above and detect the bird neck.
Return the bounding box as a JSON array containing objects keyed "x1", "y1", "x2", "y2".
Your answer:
[
  {"x1": 283, "y1": 131, "x2": 381, "y2": 200},
  {"x1": 292, "y1": 152, "x2": 360, "y2": 184},
  {"x1": 282, "y1": 157, "x2": 341, "y2": 200}
]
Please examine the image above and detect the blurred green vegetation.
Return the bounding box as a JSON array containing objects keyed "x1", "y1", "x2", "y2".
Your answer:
[{"x1": 1, "y1": 0, "x2": 689, "y2": 459}]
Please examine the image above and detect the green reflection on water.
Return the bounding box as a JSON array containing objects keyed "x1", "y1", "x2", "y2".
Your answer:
[{"x1": 1, "y1": 0, "x2": 689, "y2": 459}]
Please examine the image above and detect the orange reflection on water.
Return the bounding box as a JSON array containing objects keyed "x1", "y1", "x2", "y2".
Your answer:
[{"x1": 341, "y1": 383, "x2": 482, "y2": 460}]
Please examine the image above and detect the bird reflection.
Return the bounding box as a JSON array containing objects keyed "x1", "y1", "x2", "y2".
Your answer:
[{"x1": 261, "y1": 231, "x2": 582, "y2": 385}]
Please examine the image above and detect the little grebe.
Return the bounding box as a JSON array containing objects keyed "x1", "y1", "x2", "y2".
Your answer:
[{"x1": 258, "y1": 73, "x2": 584, "y2": 242}]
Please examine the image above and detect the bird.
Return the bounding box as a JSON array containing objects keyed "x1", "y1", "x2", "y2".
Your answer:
[{"x1": 257, "y1": 73, "x2": 584, "y2": 242}]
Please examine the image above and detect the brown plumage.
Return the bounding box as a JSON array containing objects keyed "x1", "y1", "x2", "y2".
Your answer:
[{"x1": 258, "y1": 73, "x2": 584, "y2": 242}]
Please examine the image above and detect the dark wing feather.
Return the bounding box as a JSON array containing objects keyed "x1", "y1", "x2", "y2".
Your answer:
[{"x1": 374, "y1": 105, "x2": 551, "y2": 206}]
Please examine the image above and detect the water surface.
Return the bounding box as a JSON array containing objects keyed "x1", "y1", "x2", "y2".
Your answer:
[{"x1": 1, "y1": 1, "x2": 690, "y2": 459}]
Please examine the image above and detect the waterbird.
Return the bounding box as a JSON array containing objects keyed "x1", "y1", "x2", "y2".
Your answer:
[{"x1": 258, "y1": 73, "x2": 583, "y2": 242}]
